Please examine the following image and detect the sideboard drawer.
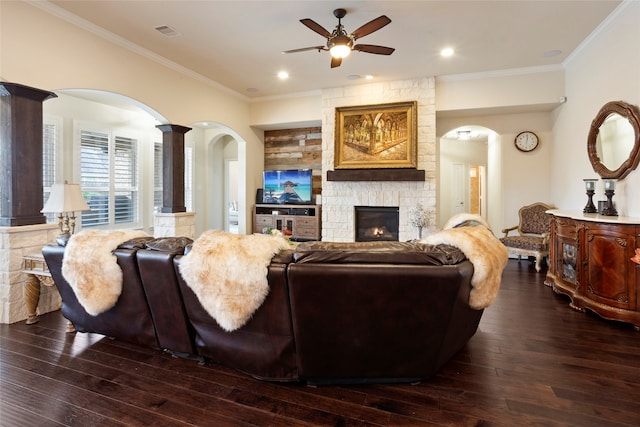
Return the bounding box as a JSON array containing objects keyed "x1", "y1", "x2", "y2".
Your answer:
[{"x1": 556, "y1": 218, "x2": 577, "y2": 238}]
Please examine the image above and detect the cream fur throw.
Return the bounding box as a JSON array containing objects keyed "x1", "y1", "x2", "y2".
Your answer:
[
  {"x1": 178, "y1": 230, "x2": 291, "y2": 332},
  {"x1": 62, "y1": 229, "x2": 148, "y2": 316},
  {"x1": 421, "y1": 214, "x2": 508, "y2": 309}
]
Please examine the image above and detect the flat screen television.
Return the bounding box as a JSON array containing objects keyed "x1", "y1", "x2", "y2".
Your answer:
[{"x1": 262, "y1": 169, "x2": 312, "y2": 204}]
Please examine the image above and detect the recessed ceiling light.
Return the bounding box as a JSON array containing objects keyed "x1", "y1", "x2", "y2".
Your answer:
[
  {"x1": 246, "y1": 87, "x2": 259, "y2": 93},
  {"x1": 440, "y1": 47, "x2": 455, "y2": 57},
  {"x1": 364, "y1": 75, "x2": 374, "y2": 80},
  {"x1": 277, "y1": 71, "x2": 289, "y2": 80},
  {"x1": 346, "y1": 74, "x2": 361, "y2": 80}
]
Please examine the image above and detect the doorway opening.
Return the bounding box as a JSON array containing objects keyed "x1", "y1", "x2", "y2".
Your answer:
[
  {"x1": 225, "y1": 159, "x2": 239, "y2": 233},
  {"x1": 439, "y1": 126, "x2": 494, "y2": 228}
]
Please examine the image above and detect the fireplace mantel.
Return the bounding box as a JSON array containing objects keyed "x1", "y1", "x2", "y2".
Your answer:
[{"x1": 327, "y1": 169, "x2": 425, "y2": 182}]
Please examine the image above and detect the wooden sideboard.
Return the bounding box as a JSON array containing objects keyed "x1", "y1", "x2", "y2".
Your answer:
[
  {"x1": 545, "y1": 210, "x2": 640, "y2": 330},
  {"x1": 254, "y1": 204, "x2": 321, "y2": 241}
]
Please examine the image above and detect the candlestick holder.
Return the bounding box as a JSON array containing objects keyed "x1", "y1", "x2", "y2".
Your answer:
[
  {"x1": 583, "y1": 179, "x2": 597, "y2": 213},
  {"x1": 601, "y1": 179, "x2": 618, "y2": 216}
]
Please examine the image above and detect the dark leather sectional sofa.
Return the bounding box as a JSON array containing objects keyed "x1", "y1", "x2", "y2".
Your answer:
[{"x1": 42, "y1": 236, "x2": 483, "y2": 385}]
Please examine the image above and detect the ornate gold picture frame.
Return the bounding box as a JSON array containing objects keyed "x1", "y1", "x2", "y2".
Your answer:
[{"x1": 334, "y1": 101, "x2": 417, "y2": 169}]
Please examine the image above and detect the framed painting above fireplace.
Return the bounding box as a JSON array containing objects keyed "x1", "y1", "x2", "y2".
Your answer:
[{"x1": 334, "y1": 101, "x2": 417, "y2": 169}]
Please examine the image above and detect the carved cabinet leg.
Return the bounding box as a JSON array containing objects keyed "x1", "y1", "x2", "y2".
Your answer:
[{"x1": 24, "y1": 274, "x2": 41, "y2": 324}]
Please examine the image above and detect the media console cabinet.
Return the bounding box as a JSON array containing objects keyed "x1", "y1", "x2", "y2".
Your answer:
[
  {"x1": 254, "y1": 204, "x2": 321, "y2": 241},
  {"x1": 545, "y1": 210, "x2": 640, "y2": 330}
]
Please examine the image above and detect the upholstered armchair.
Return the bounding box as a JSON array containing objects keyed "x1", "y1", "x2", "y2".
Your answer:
[{"x1": 500, "y1": 202, "x2": 554, "y2": 272}]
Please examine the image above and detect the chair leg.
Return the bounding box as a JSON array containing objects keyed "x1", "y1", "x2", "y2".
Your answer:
[{"x1": 535, "y1": 255, "x2": 542, "y2": 272}]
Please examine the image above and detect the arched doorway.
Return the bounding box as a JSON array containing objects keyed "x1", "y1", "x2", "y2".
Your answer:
[
  {"x1": 43, "y1": 89, "x2": 250, "y2": 238},
  {"x1": 43, "y1": 89, "x2": 166, "y2": 233},
  {"x1": 438, "y1": 126, "x2": 500, "y2": 228},
  {"x1": 202, "y1": 127, "x2": 246, "y2": 236}
]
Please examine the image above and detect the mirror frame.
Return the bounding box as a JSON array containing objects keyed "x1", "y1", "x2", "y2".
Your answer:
[{"x1": 587, "y1": 100, "x2": 640, "y2": 180}]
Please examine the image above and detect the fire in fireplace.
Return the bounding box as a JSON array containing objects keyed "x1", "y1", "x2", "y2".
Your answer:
[{"x1": 354, "y1": 206, "x2": 399, "y2": 242}]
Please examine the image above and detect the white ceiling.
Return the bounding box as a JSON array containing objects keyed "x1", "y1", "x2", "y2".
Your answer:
[{"x1": 42, "y1": 0, "x2": 621, "y2": 100}]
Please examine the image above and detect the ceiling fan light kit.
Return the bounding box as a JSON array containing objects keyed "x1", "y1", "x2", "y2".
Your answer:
[
  {"x1": 284, "y1": 8, "x2": 395, "y2": 68},
  {"x1": 329, "y1": 35, "x2": 353, "y2": 59}
]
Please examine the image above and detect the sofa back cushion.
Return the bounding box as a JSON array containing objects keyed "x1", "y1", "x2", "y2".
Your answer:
[{"x1": 293, "y1": 241, "x2": 465, "y2": 265}]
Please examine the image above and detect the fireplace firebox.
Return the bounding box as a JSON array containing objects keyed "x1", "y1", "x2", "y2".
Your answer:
[{"x1": 354, "y1": 206, "x2": 399, "y2": 242}]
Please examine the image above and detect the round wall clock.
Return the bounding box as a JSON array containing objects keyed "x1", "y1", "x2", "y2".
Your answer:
[{"x1": 514, "y1": 131, "x2": 539, "y2": 152}]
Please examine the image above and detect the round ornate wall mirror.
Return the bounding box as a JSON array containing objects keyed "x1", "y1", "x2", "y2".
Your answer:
[{"x1": 587, "y1": 100, "x2": 640, "y2": 180}]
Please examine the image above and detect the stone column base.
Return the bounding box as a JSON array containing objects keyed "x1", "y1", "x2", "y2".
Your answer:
[
  {"x1": 154, "y1": 212, "x2": 196, "y2": 239},
  {"x1": 0, "y1": 224, "x2": 61, "y2": 324}
]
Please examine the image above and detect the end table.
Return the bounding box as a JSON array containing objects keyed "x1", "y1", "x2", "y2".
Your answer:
[{"x1": 22, "y1": 253, "x2": 75, "y2": 332}]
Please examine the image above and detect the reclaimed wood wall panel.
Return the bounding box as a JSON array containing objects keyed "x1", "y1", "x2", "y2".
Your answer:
[{"x1": 264, "y1": 127, "x2": 322, "y2": 196}]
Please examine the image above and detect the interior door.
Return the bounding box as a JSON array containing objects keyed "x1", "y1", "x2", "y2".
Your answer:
[{"x1": 451, "y1": 163, "x2": 466, "y2": 215}]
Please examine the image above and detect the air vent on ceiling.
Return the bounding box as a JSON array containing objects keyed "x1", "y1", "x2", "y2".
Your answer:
[{"x1": 154, "y1": 25, "x2": 180, "y2": 37}]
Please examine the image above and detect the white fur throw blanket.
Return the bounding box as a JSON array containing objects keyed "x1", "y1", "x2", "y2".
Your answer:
[
  {"x1": 62, "y1": 229, "x2": 148, "y2": 316},
  {"x1": 179, "y1": 230, "x2": 291, "y2": 332},
  {"x1": 422, "y1": 213, "x2": 508, "y2": 309}
]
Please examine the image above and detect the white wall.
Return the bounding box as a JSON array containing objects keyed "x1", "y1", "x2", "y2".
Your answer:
[
  {"x1": 552, "y1": 1, "x2": 640, "y2": 216},
  {"x1": 436, "y1": 69, "x2": 565, "y2": 113},
  {"x1": 250, "y1": 93, "x2": 322, "y2": 129}
]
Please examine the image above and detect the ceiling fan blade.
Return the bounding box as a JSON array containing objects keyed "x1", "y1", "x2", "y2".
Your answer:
[
  {"x1": 282, "y1": 46, "x2": 326, "y2": 54},
  {"x1": 300, "y1": 18, "x2": 332, "y2": 38},
  {"x1": 331, "y1": 56, "x2": 342, "y2": 68},
  {"x1": 351, "y1": 15, "x2": 391, "y2": 39},
  {"x1": 353, "y1": 44, "x2": 395, "y2": 55}
]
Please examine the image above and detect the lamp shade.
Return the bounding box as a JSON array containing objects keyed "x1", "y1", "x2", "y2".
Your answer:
[{"x1": 42, "y1": 183, "x2": 90, "y2": 213}]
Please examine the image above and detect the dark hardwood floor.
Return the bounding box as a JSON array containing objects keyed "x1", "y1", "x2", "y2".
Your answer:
[{"x1": 2, "y1": 259, "x2": 640, "y2": 426}]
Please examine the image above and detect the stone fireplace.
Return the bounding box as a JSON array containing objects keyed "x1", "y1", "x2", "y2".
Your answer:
[
  {"x1": 320, "y1": 77, "x2": 436, "y2": 242},
  {"x1": 354, "y1": 206, "x2": 399, "y2": 242}
]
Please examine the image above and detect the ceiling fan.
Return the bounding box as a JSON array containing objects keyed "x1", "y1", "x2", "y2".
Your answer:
[{"x1": 283, "y1": 8, "x2": 395, "y2": 68}]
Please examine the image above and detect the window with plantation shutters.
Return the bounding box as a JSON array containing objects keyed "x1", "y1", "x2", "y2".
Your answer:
[
  {"x1": 114, "y1": 136, "x2": 137, "y2": 224},
  {"x1": 185, "y1": 146, "x2": 193, "y2": 211},
  {"x1": 79, "y1": 129, "x2": 138, "y2": 228},
  {"x1": 153, "y1": 142, "x2": 163, "y2": 212},
  {"x1": 42, "y1": 122, "x2": 57, "y2": 223}
]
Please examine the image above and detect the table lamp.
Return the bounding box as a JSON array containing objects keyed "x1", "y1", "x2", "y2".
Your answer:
[{"x1": 41, "y1": 182, "x2": 90, "y2": 245}]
